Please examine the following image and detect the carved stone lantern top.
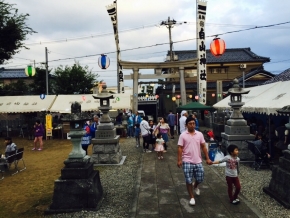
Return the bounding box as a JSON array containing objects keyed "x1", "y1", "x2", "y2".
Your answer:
[
  {"x1": 228, "y1": 79, "x2": 250, "y2": 104},
  {"x1": 61, "y1": 102, "x2": 91, "y2": 130}
]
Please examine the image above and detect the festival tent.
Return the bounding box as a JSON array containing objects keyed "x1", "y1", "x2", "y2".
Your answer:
[
  {"x1": 0, "y1": 95, "x2": 57, "y2": 113},
  {"x1": 177, "y1": 101, "x2": 214, "y2": 111},
  {"x1": 213, "y1": 81, "x2": 290, "y2": 115},
  {"x1": 49, "y1": 94, "x2": 132, "y2": 113}
]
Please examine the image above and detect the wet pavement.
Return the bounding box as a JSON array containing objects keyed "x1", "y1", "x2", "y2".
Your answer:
[{"x1": 129, "y1": 133, "x2": 265, "y2": 218}]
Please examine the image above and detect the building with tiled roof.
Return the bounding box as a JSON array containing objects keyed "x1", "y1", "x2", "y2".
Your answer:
[
  {"x1": 156, "y1": 48, "x2": 275, "y2": 110},
  {"x1": 0, "y1": 68, "x2": 33, "y2": 87},
  {"x1": 264, "y1": 68, "x2": 290, "y2": 84}
]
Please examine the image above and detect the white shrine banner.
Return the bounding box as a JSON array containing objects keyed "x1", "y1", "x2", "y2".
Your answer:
[
  {"x1": 106, "y1": 1, "x2": 124, "y2": 93},
  {"x1": 196, "y1": 0, "x2": 207, "y2": 104}
]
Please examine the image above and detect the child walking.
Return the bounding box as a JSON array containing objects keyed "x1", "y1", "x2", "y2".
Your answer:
[
  {"x1": 134, "y1": 123, "x2": 141, "y2": 147},
  {"x1": 212, "y1": 144, "x2": 241, "y2": 205},
  {"x1": 155, "y1": 133, "x2": 165, "y2": 160}
]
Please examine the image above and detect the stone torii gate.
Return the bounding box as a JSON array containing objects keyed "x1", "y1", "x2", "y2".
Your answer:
[{"x1": 121, "y1": 58, "x2": 198, "y2": 112}]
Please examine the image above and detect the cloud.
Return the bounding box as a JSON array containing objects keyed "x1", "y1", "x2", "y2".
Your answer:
[{"x1": 3, "y1": 0, "x2": 290, "y2": 87}]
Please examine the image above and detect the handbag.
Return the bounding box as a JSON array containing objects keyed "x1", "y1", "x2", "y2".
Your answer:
[{"x1": 213, "y1": 149, "x2": 226, "y2": 167}]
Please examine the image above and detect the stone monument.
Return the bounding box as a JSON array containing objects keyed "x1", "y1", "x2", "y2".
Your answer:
[
  {"x1": 91, "y1": 82, "x2": 124, "y2": 164},
  {"x1": 45, "y1": 102, "x2": 103, "y2": 214},
  {"x1": 221, "y1": 79, "x2": 255, "y2": 159},
  {"x1": 263, "y1": 105, "x2": 290, "y2": 208}
]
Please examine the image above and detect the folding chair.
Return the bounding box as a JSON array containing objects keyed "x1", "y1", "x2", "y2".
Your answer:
[
  {"x1": 14, "y1": 148, "x2": 26, "y2": 174},
  {"x1": 2, "y1": 150, "x2": 17, "y2": 176},
  {"x1": 0, "y1": 163, "x2": 5, "y2": 180}
]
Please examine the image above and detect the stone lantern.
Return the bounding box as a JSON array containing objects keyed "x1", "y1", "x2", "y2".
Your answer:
[
  {"x1": 91, "y1": 82, "x2": 124, "y2": 164},
  {"x1": 221, "y1": 79, "x2": 255, "y2": 159},
  {"x1": 263, "y1": 105, "x2": 290, "y2": 208},
  {"x1": 46, "y1": 102, "x2": 103, "y2": 214}
]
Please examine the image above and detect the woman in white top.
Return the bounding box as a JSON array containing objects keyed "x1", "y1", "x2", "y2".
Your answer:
[{"x1": 140, "y1": 116, "x2": 151, "y2": 153}]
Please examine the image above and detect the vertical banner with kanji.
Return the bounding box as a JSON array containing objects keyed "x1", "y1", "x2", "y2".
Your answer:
[
  {"x1": 106, "y1": 1, "x2": 124, "y2": 93},
  {"x1": 196, "y1": 0, "x2": 207, "y2": 104},
  {"x1": 46, "y1": 114, "x2": 52, "y2": 137}
]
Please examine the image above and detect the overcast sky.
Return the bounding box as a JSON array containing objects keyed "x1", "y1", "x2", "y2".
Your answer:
[{"x1": 3, "y1": 0, "x2": 290, "y2": 87}]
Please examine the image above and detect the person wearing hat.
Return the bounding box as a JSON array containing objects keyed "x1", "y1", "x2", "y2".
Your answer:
[
  {"x1": 179, "y1": 110, "x2": 188, "y2": 134},
  {"x1": 90, "y1": 115, "x2": 100, "y2": 139}
]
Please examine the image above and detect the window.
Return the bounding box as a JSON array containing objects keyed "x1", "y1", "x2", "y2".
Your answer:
[{"x1": 210, "y1": 67, "x2": 228, "y2": 74}]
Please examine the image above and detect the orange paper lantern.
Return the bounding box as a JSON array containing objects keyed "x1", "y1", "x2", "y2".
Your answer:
[{"x1": 210, "y1": 37, "x2": 226, "y2": 57}]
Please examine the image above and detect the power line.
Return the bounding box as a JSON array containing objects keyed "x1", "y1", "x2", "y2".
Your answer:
[
  {"x1": 5, "y1": 21, "x2": 290, "y2": 68},
  {"x1": 23, "y1": 21, "x2": 290, "y2": 46}
]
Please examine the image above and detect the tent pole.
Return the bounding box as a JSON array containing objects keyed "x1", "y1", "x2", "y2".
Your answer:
[{"x1": 268, "y1": 115, "x2": 271, "y2": 159}]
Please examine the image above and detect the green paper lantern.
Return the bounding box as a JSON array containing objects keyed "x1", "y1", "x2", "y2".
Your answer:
[
  {"x1": 167, "y1": 95, "x2": 170, "y2": 98},
  {"x1": 25, "y1": 66, "x2": 36, "y2": 77}
]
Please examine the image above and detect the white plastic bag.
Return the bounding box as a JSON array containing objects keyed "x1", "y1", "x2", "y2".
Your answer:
[{"x1": 213, "y1": 150, "x2": 226, "y2": 167}]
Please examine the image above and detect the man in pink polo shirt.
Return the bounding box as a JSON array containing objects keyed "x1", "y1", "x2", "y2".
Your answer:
[{"x1": 177, "y1": 116, "x2": 212, "y2": 206}]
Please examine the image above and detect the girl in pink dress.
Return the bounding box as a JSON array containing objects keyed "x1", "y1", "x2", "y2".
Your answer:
[{"x1": 155, "y1": 133, "x2": 165, "y2": 160}]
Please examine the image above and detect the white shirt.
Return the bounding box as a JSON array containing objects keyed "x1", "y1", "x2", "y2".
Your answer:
[
  {"x1": 179, "y1": 116, "x2": 187, "y2": 133},
  {"x1": 140, "y1": 120, "x2": 150, "y2": 136}
]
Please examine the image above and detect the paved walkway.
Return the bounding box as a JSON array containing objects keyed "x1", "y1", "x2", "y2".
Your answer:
[{"x1": 130, "y1": 134, "x2": 265, "y2": 218}]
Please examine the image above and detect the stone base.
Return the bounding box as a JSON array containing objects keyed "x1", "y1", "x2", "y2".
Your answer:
[
  {"x1": 91, "y1": 137, "x2": 122, "y2": 164},
  {"x1": 263, "y1": 151, "x2": 290, "y2": 208},
  {"x1": 221, "y1": 134, "x2": 255, "y2": 160},
  {"x1": 45, "y1": 170, "x2": 103, "y2": 215},
  {"x1": 263, "y1": 187, "x2": 290, "y2": 209}
]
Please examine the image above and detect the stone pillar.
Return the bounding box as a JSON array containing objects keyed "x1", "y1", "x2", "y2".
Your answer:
[
  {"x1": 179, "y1": 66, "x2": 187, "y2": 106},
  {"x1": 91, "y1": 83, "x2": 123, "y2": 164},
  {"x1": 46, "y1": 102, "x2": 103, "y2": 214},
  {"x1": 133, "y1": 68, "x2": 139, "y2": 113},
  {"x1": 221, "y1": 79, "x2": 255, "y2": 159},
  {"x1": 263, "y1": 150, "x2": 290, "y2": 208}
]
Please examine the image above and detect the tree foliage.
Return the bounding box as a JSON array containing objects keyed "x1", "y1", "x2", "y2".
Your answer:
[
  {"x1": 0, "y1": 79, "x2": 29, "y2": 96},
  {"x1": 29, "y1": 67, "x2": 51, "y2": 95},
  {"x1": 52, "y1": 63, "x2": 98, "y2": 94},
  {"x1": 0, "y1": 1, "x2": 36, "y2": 64}
]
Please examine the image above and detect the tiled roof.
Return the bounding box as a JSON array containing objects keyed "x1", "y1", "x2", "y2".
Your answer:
[
  {"x1": 169, "y1": 48, "x2": 270, "y2": 64},
  {"x1": 0, "y1": 68, "x2": 27, "y2": 78},
  {"x1": 264, "y1": 68, "x2": 290, "y2": 84},
  {"x1": 236, "y1": 66, "x2": 275, "y2": 82}
]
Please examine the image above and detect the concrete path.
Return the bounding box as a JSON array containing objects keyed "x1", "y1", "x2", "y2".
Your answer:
[{"x1": 130, "y1": 135, "x2": 265, "y2": 218}]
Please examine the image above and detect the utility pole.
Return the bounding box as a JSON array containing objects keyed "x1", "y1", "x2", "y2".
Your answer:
[
  {"x1": 160, "y1": 17, "x2": 176, "y2": 71},
  {"x1": 45, "y1": 47, "x2": 49, "y2": 95}
]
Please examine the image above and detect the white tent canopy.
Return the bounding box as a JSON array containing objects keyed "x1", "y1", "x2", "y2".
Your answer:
[
  {"x1": 49, "y1": 94, "x2": 132, "y2": 113},
  {"x1": 213, "y1": 81, "x2": 290, "y2": 115},
  {"x1": 0, "y1": 95, "x2": 57, "y2": 113}
]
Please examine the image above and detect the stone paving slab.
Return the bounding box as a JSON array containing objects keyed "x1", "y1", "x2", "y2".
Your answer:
[{"x1": 131, "y1": 132, "x2": 264, "y2": 218}]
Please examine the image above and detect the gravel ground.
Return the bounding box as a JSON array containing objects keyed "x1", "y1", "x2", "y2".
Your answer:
[
  {"x1": 211, "y1": 163, "x2": 290, "y2": 218},
  {"x1": 47, "y1": 137, "x2": 290, "y2": 218},
  {"x1": 49, "y1": 138, "x2": 143, "y2": 218}
]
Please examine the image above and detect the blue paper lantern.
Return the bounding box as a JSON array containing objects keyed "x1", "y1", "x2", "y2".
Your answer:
[
  {"x1": 98, "y1": 54, "x2": 110, "y2": 69},
  {"x1": 40, "y1": 94, "x2": 45, "y2": 100}
]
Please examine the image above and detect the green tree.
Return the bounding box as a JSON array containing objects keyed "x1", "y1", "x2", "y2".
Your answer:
[
  {"x1": 52, "y1": 63, "x2": 98, "y2": 94},
  {"x1": 0, "y1": 79, "x2": 29, "y2": 96},
  {"x1": 29, "y1": 67, "x2": 51, "y2": 95},
  {"x1": 0, "y1": 1, "x2": 36, "y2": 64}
]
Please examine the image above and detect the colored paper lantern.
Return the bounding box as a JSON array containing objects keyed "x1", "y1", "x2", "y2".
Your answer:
[
  {"x1": 177, "y1": 95, "x2": 181, "y2": 99},
  {"x1": 172, "y1": 97, "x2": 176, "y2": 101},
  {"x1": 155, "y1": 95, "x2": 159, "y2": 99},
  {"x1": 40, "y1": 94, "x2": 45, "y2": 100},
  {"x1": 167, "y1": 95, "x2": 170, "y2": 98},
  {"x1": 25, "y1": 65, "x2": 36, "y2": 77},
  {"x1": 210, "y1": 37, "x2": 226, "y2": 57},
  {"x1": 98, "y1": 54, "x2": 110, "y2": 69},
  {"x1": 189, "y1": 95, "x2": 192, "y2": 98},
  {"x1": 212, "y1": 93, "x2": 215, "y2": 97},
  {"x1": 195, "y1": 95, "x2": 199, "y2": 100}
]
